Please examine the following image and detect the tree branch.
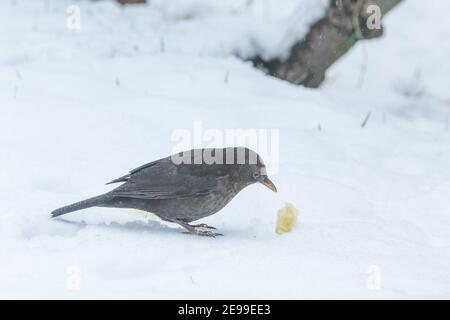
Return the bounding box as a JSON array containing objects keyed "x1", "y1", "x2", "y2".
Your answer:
[{"x1": 252, "y1": 0, "x2": 404, "y2": 88}]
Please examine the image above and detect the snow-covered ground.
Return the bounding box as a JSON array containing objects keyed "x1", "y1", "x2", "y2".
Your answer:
[{"x1": 1, "y1": 0, "x2": 450, "y2": 299}]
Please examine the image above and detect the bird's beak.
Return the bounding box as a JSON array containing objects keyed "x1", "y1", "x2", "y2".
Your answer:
[{"x1": 260, "y1": 176, "x2": 277, "y2": 192}]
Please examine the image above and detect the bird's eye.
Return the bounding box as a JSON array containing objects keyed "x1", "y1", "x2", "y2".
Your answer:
[{"x1": 253, "y1": 172, "x2": 260, "y2": 179}]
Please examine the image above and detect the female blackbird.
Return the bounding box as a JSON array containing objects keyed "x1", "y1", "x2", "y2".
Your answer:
[{"x1": 51, "y1": 147, "x2": 277, "y2": 237}]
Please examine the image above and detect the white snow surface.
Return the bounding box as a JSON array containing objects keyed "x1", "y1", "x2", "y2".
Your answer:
[{"x1": 1, "y1": 0, "x2": 450, "y2": 299}]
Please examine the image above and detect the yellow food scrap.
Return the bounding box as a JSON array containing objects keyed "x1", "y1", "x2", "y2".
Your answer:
[{"x1": 276, "y1": 203, "x2": 298, "y2": 235}]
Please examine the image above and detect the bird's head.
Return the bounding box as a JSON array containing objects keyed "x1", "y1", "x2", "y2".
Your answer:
[
  {"x1": 230, "y1": 147, "x2": 277, "y2": 192},
  {"x1": 246, "y1": 162, "x2": 277, "y2": 192}
]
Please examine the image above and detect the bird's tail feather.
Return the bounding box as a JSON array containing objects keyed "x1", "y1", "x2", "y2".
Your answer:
[{"x1": 51, "y1": 193, "x2": 113, "y2": 218}]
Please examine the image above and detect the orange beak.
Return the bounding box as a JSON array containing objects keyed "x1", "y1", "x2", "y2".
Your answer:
[{"x1": 260, "y1": 176, "x2": 277, "y2": 192}]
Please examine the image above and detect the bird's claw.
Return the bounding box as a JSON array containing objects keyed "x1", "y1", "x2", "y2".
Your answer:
[
  {"x1": 175, "y1": 220, "x2": 222, "y2": 237},
  {"x1": 190, "y1": 223, "x2": 217, "y2": 229},
  {"x1": 199, "y1": 230, "x2": 223, "y2": 237},
  {"x1": 183, "y1": 229, "x2": 224, "y2": 238}
]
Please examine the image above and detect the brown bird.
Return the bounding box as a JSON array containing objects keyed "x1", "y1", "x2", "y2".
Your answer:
[{"x1": 51, "y1": 147, "x2": 277, "y2": 237}]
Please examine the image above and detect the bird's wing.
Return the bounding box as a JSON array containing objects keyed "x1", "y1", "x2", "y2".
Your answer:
[
  {"x1": 106, "y1": 159, "x2": 160, "y2": 185},
  {"x1": 109, "y1": 157, "x2": 229, "y2": 200}
]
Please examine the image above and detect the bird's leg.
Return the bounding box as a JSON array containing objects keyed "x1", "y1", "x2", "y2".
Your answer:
[{"x1": 172, "y1": 219, "x2": 223, "y2": 237}]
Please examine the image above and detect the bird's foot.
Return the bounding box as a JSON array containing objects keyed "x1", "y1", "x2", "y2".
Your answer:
[
  {"x1": 183, "y1": 229, "x2": 223, "y2": 237},
  {"x1": 190, "y1": 223, "x2": 216, "y2": 229},
  {"x1": 191, "y1": 224, "x2": 223, "y2": 237},
  {"x1": 173, "y1": 219, "x2": 223, "y2": 237}
]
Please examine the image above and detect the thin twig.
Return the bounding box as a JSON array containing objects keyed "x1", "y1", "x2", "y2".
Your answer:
[
  {"x1": 224, "y1": 70, "x2": 229, "y2": 84},
  {"x1": 357, "y1": 44, "x2": 368, "y2": 89},
  {"x1": 361, "y1": 111, "x2": 372, "y2": 128}
]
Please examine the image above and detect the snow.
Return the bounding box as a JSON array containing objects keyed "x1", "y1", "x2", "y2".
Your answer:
[{"x1": 1, "y1": 0, "x2": 450, "y2": 299}]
